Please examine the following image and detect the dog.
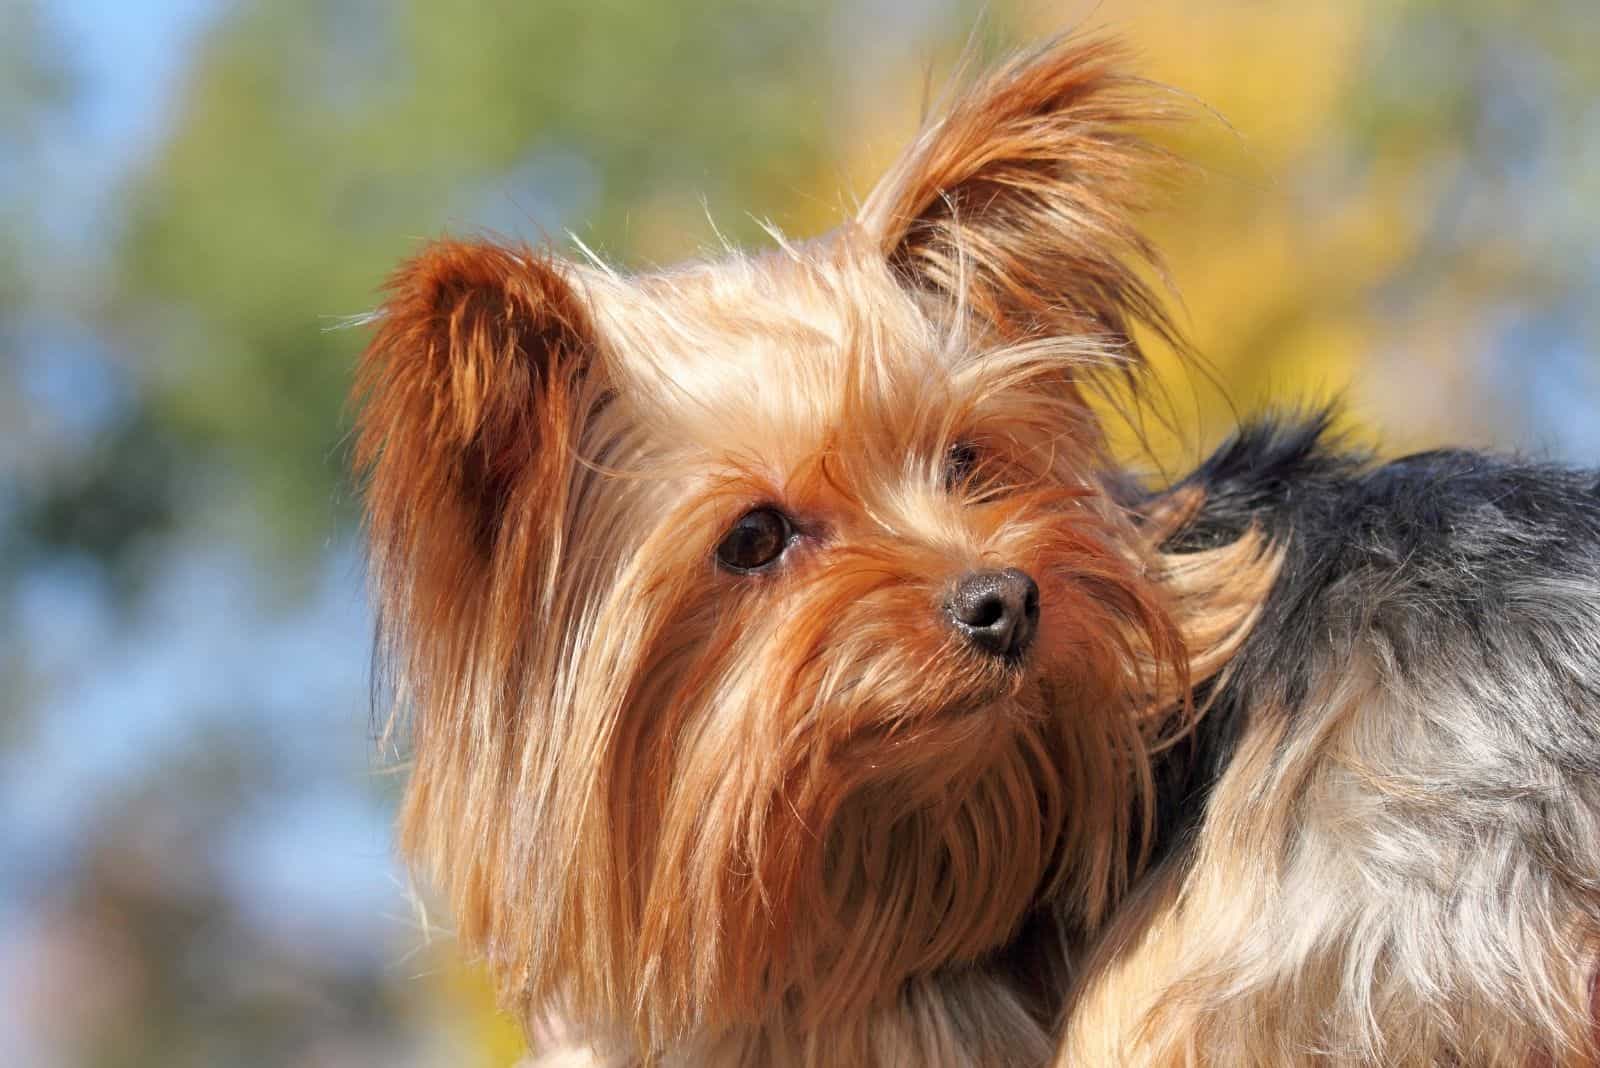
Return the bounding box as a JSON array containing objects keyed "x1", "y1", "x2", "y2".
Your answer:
[{"x1": 354, "y1": 36, "x2": 1600, "y2": 1066}]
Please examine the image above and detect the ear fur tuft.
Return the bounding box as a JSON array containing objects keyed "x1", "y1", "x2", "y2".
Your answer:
[
  {"x1": 860, "y1": 36, "x2": 1181, "y2": 361},
  {"x1": 355, "y1": 239, "x2": 596, "y2": 565}
]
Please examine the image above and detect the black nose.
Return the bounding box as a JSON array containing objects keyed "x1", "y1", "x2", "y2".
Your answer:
[{"x1": 946, "y1": 568, "x2": 1040, "y2": 660}]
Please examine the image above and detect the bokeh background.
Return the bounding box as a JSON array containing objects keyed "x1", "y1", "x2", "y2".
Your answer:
[{"x1": 2, "y1": 1, "x2": 1596, "y2": 1064}]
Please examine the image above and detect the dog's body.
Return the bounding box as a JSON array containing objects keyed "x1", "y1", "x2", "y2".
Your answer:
[
  {"x1": 1065, "y1": 417, "x2": 1600, "y2": 1065},
  {"x1": 354, "y1": 37, "x2": 1600, "y2": 1067}
]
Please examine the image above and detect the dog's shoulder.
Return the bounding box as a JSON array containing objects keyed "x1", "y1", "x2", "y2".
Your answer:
[
  {"x1": 1164, "y1": 409, "x2": 1600, "y2": 596},
  {"x1": 1144, "y1": 412, "x2": 1600, "y2": 840}
]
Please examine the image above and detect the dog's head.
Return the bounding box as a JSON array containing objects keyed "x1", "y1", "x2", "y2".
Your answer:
[{"x1": 355, "y1": 38, "x2": 1263, "y2": 1050}]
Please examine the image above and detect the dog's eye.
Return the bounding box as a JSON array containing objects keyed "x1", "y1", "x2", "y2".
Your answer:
[
  {"x1": 944, "y1": 441, "x2": 982, "y2": 491},
  {"x1": 716, "y1": 508, "x2": 794, "y2": 573}
]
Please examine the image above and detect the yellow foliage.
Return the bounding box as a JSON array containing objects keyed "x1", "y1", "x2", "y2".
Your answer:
[{"x1": 401, "y1": 939, "x2": 526, "y2": 1066}]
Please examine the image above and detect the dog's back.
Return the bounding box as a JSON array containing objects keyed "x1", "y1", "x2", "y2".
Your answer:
[{"x1": 1071, "y1": 416, "x2": 1600, "y2": 1065}]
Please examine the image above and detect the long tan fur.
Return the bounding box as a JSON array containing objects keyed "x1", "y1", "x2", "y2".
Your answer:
[
  {"x1": 1061, "y1": 645, "x2": 1600, "y2": 1068},
  {"x1": 355, "y1": 37, "x2": 1276, "y2": 1066}
]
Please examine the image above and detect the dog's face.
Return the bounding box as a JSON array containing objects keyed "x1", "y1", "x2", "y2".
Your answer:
[{"x1": 357, "y1": 39, "x2": 1245, "y2": 1049}]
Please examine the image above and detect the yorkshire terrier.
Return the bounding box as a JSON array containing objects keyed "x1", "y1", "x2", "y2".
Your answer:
[{"x1": 355, "y1": 37, "x2": 1600, "y2": 1067}]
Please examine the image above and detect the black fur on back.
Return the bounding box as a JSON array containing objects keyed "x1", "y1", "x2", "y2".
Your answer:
[{"x1": 1144, "y1": 411, "x2": 1600, "y2": 863}]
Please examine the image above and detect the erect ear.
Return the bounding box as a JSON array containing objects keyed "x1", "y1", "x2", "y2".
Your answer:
[
  {"x1": 353, "y1": 239, "x2": 599, "y2": 594},
  {"x1": 859, "y1": 37, "x2": 1178, "y2": 358}
]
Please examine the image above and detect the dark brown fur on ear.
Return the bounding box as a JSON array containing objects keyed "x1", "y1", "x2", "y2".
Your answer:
[
  {"x1": 355, "y1": 239, "x2": 595, "y2": 564},
  {"x1": 352, "y1": 241, "x2": 603, "y2": 977},
  {"x1": 860, "y1": 37, "x2": 1179, "y2": 360},
  {"x1": 352, "y1": 240, "x2": 599, "y2": 746}
]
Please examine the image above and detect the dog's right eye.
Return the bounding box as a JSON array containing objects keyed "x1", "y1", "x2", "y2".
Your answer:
[{"x1": 716, "y1": 508, "x2": 794, "y2": 573}]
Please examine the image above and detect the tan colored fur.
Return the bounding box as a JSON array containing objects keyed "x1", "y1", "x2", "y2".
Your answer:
[
  {"x1": 357, "y1": 33, "x2": 1600, "y2": 1068},
  {"x1": 358, "y1": 29, "x2": 1600, "y2": 1068},
  {"x1": 354, "y1": 37, "x2": 1284, "y2": 1064},
  {"x1": 1061, "y1": 650, "x2": 1600, "y2": 1067}
]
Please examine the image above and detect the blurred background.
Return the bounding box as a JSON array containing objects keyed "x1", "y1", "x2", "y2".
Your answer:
[{"x1": 1, "y1": 0, "x2": 1596, "y2": 1064}]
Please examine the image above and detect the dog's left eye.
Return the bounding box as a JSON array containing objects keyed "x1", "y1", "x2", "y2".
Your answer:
[
  {"x1": 944, "y1": 441, "x2": 982, "y2": 490},
  {"x1": 716, "y1": 508, "x2": 794, "y2": 573}
]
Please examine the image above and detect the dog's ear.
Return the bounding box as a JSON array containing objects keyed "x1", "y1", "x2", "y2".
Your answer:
[
  {"x1": 860, "y1": 37, "x2": 1177, "y2": 357},
  {"x1": 354, "y1": 240, "x2": 599, "y2": 604}
]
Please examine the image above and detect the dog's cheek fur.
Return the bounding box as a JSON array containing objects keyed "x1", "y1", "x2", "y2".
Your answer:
[{"x1": 588, "y1": 486, "x2": 1183, "y2": 1040}]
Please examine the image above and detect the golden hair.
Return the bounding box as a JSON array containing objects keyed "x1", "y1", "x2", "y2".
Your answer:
[{"x1": 355, "y1": 36, "x2": 1277, "y2": 1065}]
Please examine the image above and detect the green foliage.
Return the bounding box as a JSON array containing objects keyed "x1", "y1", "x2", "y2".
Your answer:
[{"x1": 0, "y1": 0, "x2": 71, "y2": 149}]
